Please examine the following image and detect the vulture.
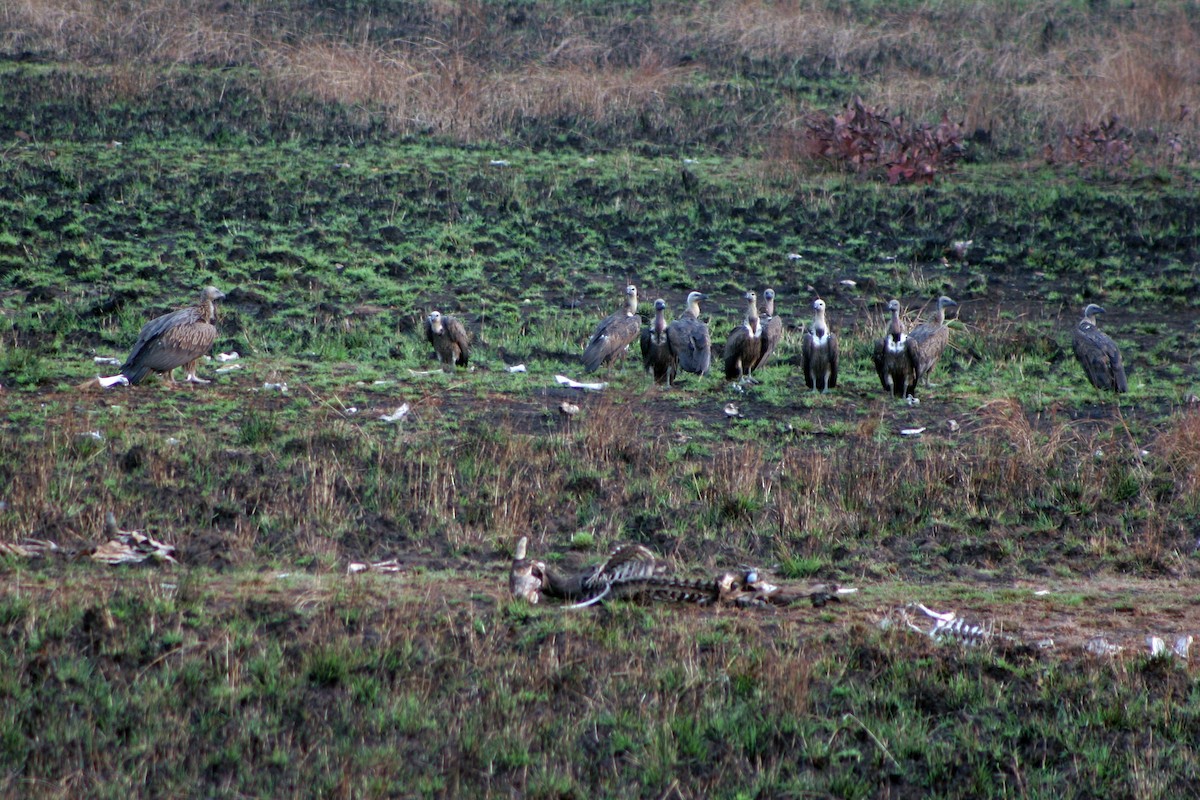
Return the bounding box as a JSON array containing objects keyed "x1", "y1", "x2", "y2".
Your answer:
[
  {"x1": 723, "y1": 291, "x2": 763, "y2": 382},
  {"x1": 666, "y1": 291, "x2": 712, "y2": 376},
  {"x1": 801, "y1": 298, "x2": 838, "y2": 392},
  {"x1": 1072, "y1": 303, "x2": 1127, "y2": 393},
  {"x1": 424, "y1": 311, "x2": 470, "y2": 372},
  {"x1": 121, "y1": 286, "x2": 225, "y2": 385},
  {"x1": 872, "y1": 299, "x2": 915, "y2": 398},
  {"x1": 905, "y1": 295, "x2": 958, "y2": 388},
  {"x1": 582, "y1": 284, "x2": 640, "y2": 372},
  {"x1": 751, "y1": 288, "x2": 785, "y2": 372},
  {"x1": 640, "y1": 298, "x2": 677, "y2": 384}
]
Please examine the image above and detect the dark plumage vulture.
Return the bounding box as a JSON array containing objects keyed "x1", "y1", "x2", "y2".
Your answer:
[
  {"x1": 121, "y1": 286, "x2": 225, "y2": 385},
  {"x1": 723, "y1": 291, "x2": 763, "y2": 382},
  {"x1": 424, "y1": 310, "x2": 470, "y2": 372},
  {"x1": 906, "y1": 295, "x2": 958, "y2": 388},
  {"x1": 666, "y1": 291, "x2": 712, "y2": 376},
  {"x1": 751, "y1": 288, "x2": 785, "y2": 372},
  {"x1": 582, "y1": 284, "x2": 640, "y2": 372},
  {"x1": 801, "y1": 298, "x2": 838, "y2": 392},
  {"x1": 872, "y1": 299, "x2": 915, "y2": 398},
  {"x1": 1073, "y1": 304, "x2": 1127, "y2": 393},
  {"x1": 640, "y1": 298, "x2": 677, "y2": 384}
]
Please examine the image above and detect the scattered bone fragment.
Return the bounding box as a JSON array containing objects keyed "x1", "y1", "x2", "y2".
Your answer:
[
  {"x1": 1084, "y1": 636, "x2": 1124, "y2": 657},
  {"x1": 347, "y1": 559, "x2": 402, "y2": 575},
  {"x1": 379, "y1": 403, "x2": 411, "y2": 423},
  {"x1": 91, "y1": 512, "x2": 178, "y2": 565},
  {"x1": 555, "y1": 374, "x2": 607, "y2": 391},
  {"x1": 510, "y1": 537, "x2": 851, "y2": 610}
]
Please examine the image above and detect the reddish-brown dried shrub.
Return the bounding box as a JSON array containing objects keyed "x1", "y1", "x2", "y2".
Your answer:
[
  {"x1": 801, "y1": 96, "x2": 964, "y2": 184},
  {"x1": 1044, "y1": 115, "x2": 1135, "y2": 169}
]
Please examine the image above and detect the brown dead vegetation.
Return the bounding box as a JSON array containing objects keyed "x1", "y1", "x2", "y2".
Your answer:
[{"x1": 4, "y1": 0, "x2": 1198, "y2": 156}]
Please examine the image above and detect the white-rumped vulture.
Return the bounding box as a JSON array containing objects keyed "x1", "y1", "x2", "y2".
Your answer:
[
  {"x1": 640, "y1": 298, "x2": 677, "y2": 384},
  {"x1": 723, "y1": 291, "x2": 763, "y2": 382},
  {"x1": 666, "y1": 291, "x2": 711, "y2": 376},
  {"x1": 872, "y1": 299, "x2": 914, "y2": 398},
  {"x1": 424, "y1": 310, "x2": 470, "y2": 372},
  {"x1": 751, "y1": 287, "x2": 784, "y2": 372},
  {"x1": 582, "y1": 284, "x2": 640, "y2": 372},
  {"x1": 801, "y1": 298, "x2": 838, "y2": 392},
  {"x1": 905, "y1": 295, "x2": 958, "y2": 388},
  {"x1": 1073, "y1": 303, "x2": 1127, "y2": 393},
  {"x1": 121, "y1": 286, "x2": 225, "y2": 385}
]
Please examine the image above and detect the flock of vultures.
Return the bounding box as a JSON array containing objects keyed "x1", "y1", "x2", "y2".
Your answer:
[{"x1": 113, "y1": 284, "x2": 1128, "y2": 398}]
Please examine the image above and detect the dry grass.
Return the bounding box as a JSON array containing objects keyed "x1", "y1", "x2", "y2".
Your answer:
[
  {"x1": 4, "y1": 0, "x2": 1198, "y2": 154},
  {"x1": 2, "y1": 381, "x2": 1195, "y2": 579},
  {"x1": 1154, "y1": 407, "x2": 1200, "y2": 505}
]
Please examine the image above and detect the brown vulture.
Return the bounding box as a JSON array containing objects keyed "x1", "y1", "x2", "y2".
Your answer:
[
  {"x1": 640, "y1": 298, "x2": 677, "y2": 384},
  {"x1": 751, "y1": 287, "x2": 784, "y2": 372},
  {"x1": 800, "y1": 298, "x2": 838, "y2": 392},
  {"x1": 424, "y1": 310, "x2": 470, "y2": 371},
  {"x1": 666, "y1": 291, "x2": 711, "y2": 376},
  {"x1": 723, "y1": 291, "x2": 763, "y2": 382},
  {"x1": 1073, "y1": 303, "x2": 1127, "y2": 393},
  {"x1": 872, "y1": 299, "x2": 914, "y2": 398},
  {"x1": 582, "y1": 284, "x2": 640, "y2": 372},
  {"x1": 121, "y1": 286, "x2": 225, "y2": 385},
  {"x1": 905, "y1": 295, "x2": 958, "y2": 388}
]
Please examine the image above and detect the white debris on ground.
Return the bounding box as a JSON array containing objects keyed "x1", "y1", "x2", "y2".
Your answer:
[
  {"x1": 554, "y1": 374, "x2": 607, "y2": 391},
  {"x1": 347, "y1": 559, "x2": 402, "y2": 574},
  {"x1": 724, "y1": 403, "x2": 741, "y2": 418},
  {"x1": 1085, "y1": 636, "x2": 1124, "y2": 656},
  {"x1": 379, "y1": 403, "x2": 410, "y2": 423},
  {"x1": 900, "y1": 427, "x2": 925, "y2": 436},
  {"x1": 881, "y1": 603, "x2": 1054, "y2": 650},
  {"x1": 0, "y1": 539, "x2": 60, "y2": 558},
  {"x1": 948, "y1": 239, "x2": 973, "y2": 260},
  {"x1": 559, "y1": 401, "x2": 580, "y2": 416},
  {"x1": 96, "y1": 375, "x2": 129, "y2": 388},
  {"x1": 79, "y1": 431, "x2": 104, "y2": 441},
  {"x1": 94, "y1": 356, "x2": 122, "y2": 366},
  {"x1": 214, "y1": 364, "x2": 242, "y2": 373},
  {"x1": 216, "y1": 352, "x2": 239, "y2": 361},
  {"x1": 1147, "y1": 634, "x2": 1193, "y2": 660},
  {"x1": 506, "y1": 363, "x2": 527, "y2": 373},
  {"x1": 92, "y1": 530, "x2": 178, "y2": 565},
  {"x1": 92, "y1": 512, "x2": 178, "y2": 565},
  {"x1": 3, "y1": 514, "x2": 182, "y2": 567},
  {"x1": 263, "y1": 382, "x2": 288, "y2": 393}
]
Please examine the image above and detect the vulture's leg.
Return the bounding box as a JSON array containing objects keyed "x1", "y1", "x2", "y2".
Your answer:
[{"x1": 182, "y1": 358, "x2": 210, "y2": 383}]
